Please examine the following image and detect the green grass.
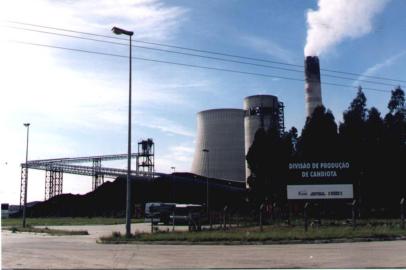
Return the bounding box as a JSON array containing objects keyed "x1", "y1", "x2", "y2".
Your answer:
[
  {"x1": 1, "y1": 217, "x2": 142, "y2": 227},
  {"x1": 286, "y1": 218, "x2": 403, "y2": 227},
  {"x1": 99, "y1": 224, "x2": 406, "y2": 244},
  {"x1": 7, "y1": 226, "x2": 89, "y2": 236}
]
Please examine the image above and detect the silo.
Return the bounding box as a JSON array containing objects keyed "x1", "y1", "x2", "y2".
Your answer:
[
  {"x1": 244, "y1": 95, "x2": 283, "y2": 181},
  {"x1": 191, "y1": 109, "x2": 245, "y2": 182}
]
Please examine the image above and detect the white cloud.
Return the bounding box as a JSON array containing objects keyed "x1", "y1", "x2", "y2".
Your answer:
[
  {"x1": 0, "y1": 0, "x2": 191, "y2": 204},
  {"x1": 83, "y1": 0, "x2": 187, "y2": 38},
  {"x1": 155, "y1": 143, "x2": 195, "y2": 172},
  {"x1": 239, "y1": 35, "x2": 295, "y2": 64},
  {"x1": 135, "y1": 115, "x2": 195, "y2": 137},
  {"x1": 1, "y1": 0, "x2": 188, "y2": 42},
  {"x1": 352, "y1": 51, "x2": 406, "y2": 87}
]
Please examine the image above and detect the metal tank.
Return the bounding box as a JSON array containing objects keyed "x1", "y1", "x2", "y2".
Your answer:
[
  {"x1": 191, "y1": 109, "x2": 245, "y2": 182},
  {"x1": 244, "y1": 95, "x2": 284, "y2": 181}
]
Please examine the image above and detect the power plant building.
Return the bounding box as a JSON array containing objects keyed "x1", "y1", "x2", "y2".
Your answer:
[
  {"x1": 191, "y1": 55, "x2": 324, "y2": 183},
  {"x1": 191, "y1": 95, "x2": 284, "y2": 183},
  {"x1": 244, "y1": 95, "x2": 284, "y2": 179},
  {"x1": 191, "y1": 109, "x2": 246, "y2": 182}
]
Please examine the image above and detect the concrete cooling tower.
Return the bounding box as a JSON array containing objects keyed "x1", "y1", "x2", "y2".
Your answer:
[
  {"x1": 304, "y1": 56, "x2": 322, "y2": 117},
  {"x1": 244, "y1": 95, "x2": 284, "y2": 179},
  {"x1": 191, "y1": 109, "x2": 246, "y2": 182}
]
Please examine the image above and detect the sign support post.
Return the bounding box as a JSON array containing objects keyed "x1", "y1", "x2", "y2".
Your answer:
[
  {"x1": 352, "y1": 200, "x2": 357, "y2": 230},
  {"x1": 401, "y1": 198, "x2": 404, "y2": 230},
  {"x1": 304, "y1": 202, "x2": 309, "y2": 232},
  {"x1": 259, "y1": 203, "x2": 264, "y2": 232}
]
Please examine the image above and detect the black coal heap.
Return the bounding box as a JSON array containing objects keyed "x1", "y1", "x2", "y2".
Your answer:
[{"x1": 15, "y1": 173, "x2": 246, "y2": 217}]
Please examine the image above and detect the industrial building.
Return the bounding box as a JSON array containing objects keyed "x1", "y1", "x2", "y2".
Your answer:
[
  {"x1": 191, "y1": 95, "x2": 284, "y2": 184},
  {"x1": 191, "y1": 109, "x2": 246, "y2": 182},
  {"x1": 16, "y1": 56, "x2": 328, "y2": 217},
  {"x1": 191, "y1": 55, "x2": 323, "y2": 183},
  {"x1": 244, "y1": 95, "x2": 285, "y2": 178}
]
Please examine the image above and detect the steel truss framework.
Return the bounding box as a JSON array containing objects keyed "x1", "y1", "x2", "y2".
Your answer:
[
  {"x1": 92, "y1": 158, "x2": 104, "y2": 190},
  {"x1": 245, "y1": 102, "x2": 285, "y2": 137},
  {"x1": 278, "y1": 101, "x2": 285, "y2": 135},
  {"x1": 20, "y1": 152, "x2": 157, "y2": 203},
  {"x1": 45, "y1": 170, "x2": 63, "y2": 200},
  {"x1": 137, "y1": 139, "x2": 155, "y2": 175},
  {"x1": 19, "y1": 167, "x2": 27, "y2": 209}
]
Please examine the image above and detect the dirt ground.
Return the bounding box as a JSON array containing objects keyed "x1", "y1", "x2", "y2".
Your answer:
[{"x1": 2, "y1": 223, "x2": 406, "y2": 269}]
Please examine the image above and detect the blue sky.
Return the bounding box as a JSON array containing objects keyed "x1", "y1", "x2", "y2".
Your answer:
[{"x1": 1, "y1": 0, "x2": 405, "y2": 204}]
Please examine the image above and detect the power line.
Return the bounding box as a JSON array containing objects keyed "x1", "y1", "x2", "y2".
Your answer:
[
  {"x1": 4, "y1": 20, "x2": 406, "y2": 84},
  {"x1": 8, "y1": 40, "x2": 391, "y2": 93},
  {"x1": 2, "y1": 25, "x2": 401, "y2": 88}
]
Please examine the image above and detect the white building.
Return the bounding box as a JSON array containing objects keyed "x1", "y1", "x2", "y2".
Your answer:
[
  {"x1": 190, "y1": 109, "x2": 246, "y2": 182},
  {"x1": 191, "y1": 95, "x2": 284, "y2": 183}
]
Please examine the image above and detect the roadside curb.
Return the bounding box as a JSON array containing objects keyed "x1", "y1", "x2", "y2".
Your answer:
[{"x1": 98, "y1": 236, "x2": 406, "y2": 245}]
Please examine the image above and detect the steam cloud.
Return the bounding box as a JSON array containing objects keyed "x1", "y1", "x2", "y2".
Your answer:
[{"x1": 304, "y1": 0, "x2": 390, "y2": 56}]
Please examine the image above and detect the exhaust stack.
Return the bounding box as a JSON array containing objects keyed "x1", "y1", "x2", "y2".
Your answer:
[{"x1": 304, "y1": 56, "x2": 322, "y2": 117}]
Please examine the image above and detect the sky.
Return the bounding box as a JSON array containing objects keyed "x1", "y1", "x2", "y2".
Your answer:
[{"x1": 1, "y1": 0, "x2": 405, "y2": 205}]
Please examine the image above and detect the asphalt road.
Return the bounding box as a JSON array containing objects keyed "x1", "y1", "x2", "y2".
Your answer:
[{"x1": 2, "y1": 224, "x2": 406, "y2": 269}]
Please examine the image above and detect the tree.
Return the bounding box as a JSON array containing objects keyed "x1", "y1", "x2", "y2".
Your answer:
[
  {"x1": 363, "y1": 107, "x2": 385, "y2": 210},
  {"x1": 384, "y1": 87, "x2": 405, "y2": 151},
  {"x1": 288, "y1": 127, "x2": 298, "y2": 152},
  {"x1": 246, "y1": 126, "x2": 295, "y2": 207},
  {"x1": 246, "y1": 128, "x2": 269, "y2": 206},
  {"x1": 388, "y1": 86, "x2": 405, "y2": 115},
  {"x1": 338, "y1": 87, "x2": 368, "y2": 214},
  {"x1": 339, "y1": 87, "x2": 367, "y2": 141},
  {"x1": 296, "y1": 105, "x2": 339, "y2": 159},
  {"x1": 351, "y1": 86, "x2": 367, "y2": 119},
  {"x1": 382, "y1": 87, "x2": 406, "y2": 211}
]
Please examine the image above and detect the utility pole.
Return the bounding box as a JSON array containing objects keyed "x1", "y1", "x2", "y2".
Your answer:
[
  {"x1": 22, "y1": 123, "x2": 30, "y2": 228},
  {"x1": 202, "y1": 149, "x2": 210, "y2": 228},
  {"x1": 111, "y1": 26, "x2": 134, "y2": 238},
  {"x1": 171, "y1": 166, "x2": 175, "y2": 203}
]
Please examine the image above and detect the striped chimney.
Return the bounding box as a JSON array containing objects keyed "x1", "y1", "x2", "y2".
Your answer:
[{"x1": 304, "y1": 56, "x2": 322, "y2": 117}]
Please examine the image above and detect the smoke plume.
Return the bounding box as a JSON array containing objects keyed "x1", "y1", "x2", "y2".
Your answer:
[{"x1": 304, "y1": 0, "x2": 389, "y2": 56}]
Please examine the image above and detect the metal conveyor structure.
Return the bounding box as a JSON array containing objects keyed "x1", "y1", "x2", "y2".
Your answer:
[{"x1": 20, "y1": 140, "x2": 158, "y2": 207}]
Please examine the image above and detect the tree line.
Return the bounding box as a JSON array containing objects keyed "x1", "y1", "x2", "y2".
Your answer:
[{"x1": 246, "y1": 86, "x2": 406, "y2": 217}]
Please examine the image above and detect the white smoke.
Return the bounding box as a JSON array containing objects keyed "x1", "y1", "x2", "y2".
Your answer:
[{"x1": 304, "y1": 0, "x2": 390, "y2": 56}]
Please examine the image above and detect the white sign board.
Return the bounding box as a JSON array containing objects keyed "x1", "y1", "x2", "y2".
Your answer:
[
  {"x1": 287, "y1": 184, "x2": 353, "y2": 200},
  {"x1": 287, "y1": 161, "x2": 353, "y2": 200}
]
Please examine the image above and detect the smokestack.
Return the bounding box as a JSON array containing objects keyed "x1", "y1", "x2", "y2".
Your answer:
[{"x1": 304, "y1": 56, "x2": 322, "y2": 117}]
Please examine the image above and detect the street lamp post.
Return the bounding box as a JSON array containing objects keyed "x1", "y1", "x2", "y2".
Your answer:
[
  {"x1": 112, "y1": 26, "x2": 134, "y2": 238},
  {"x1": 202, "y1": 149, "x2": 210, "y2": 217},
  {"x1": 22, "y1": 123, "x2": 30, "y2": 228},
  {"x1": 170, "y1": 166, "x2": 176, "y2": 231},
  {"x1": 171, "y1": 166, "x2": 175, "y2": 202}
]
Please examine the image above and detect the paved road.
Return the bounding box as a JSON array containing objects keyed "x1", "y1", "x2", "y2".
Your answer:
[{"x1": 2, "y1": 224, "x2": 406, "y2": 269}]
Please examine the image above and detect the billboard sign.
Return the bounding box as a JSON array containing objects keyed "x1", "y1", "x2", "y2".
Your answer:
[{"x1": 287, "y1": 161, "x2": 353, "y2": 200}]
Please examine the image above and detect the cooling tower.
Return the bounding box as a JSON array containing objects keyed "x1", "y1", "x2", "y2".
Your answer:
[
  {"x1": 191, "y1": 109, "x2": 245, "y2": 182},
  {"x1": 244, "y1": 95, "x2": 283, "y2": 181},
  {"x1": 305, "y1": 56, "x2": 322, "y2": 117}
]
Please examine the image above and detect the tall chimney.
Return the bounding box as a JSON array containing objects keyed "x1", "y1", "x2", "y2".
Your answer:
[{"x1": 304, "y1": 56, "x2": 322, "y2": 117}]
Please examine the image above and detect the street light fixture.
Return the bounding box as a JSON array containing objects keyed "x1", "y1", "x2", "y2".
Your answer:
[
  {"x1": 22, "y1": 123, "x2": 30, "y2": 228},
  {"x1": 112, "y1": 26, "x2": 134, "y2": 238},
  {"x1": 112, "y1": 27, "x2": 134, "y2": 36}
]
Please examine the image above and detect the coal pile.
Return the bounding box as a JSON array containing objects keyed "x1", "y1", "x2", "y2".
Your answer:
[{"x1": 18, "y1": 173, "x2": 246, "y2": 217}]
